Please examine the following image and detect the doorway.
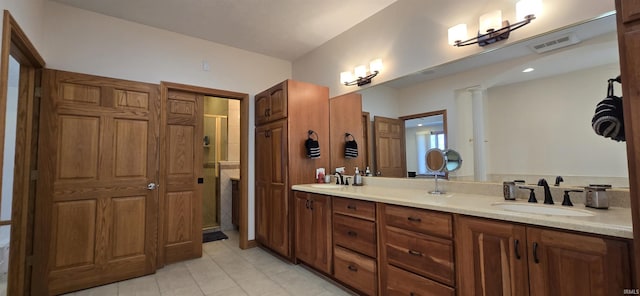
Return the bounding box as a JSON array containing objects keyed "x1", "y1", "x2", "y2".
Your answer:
[{"x1": 0, "y1": 10, "x2": 45, "y2": 296}]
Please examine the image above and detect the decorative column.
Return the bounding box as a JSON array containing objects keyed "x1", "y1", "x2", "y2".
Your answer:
[{"x1": 470, "y1": 87, "x2": 487, "y2": 181}]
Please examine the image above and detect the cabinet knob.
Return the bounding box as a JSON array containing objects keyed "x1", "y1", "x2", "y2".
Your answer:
[
  {"x1": 347, "y1": 230, "x2": 357, "y2": 237},
  {"x1": 408, "y1": 249, "x2": 423, "y2": 257},
  {"x1": 347, "y1": 265, "x2": 358, "y2": 272},
  {"x1": 347, "y1": 204, "x2": 357, "y2": 210}
]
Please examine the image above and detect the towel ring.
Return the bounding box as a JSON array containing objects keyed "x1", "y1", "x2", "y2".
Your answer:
[
  {"x1": 308, "y1": 130, "x2": 318, "y2": 140},
  {"x1": 345, "y1": 133, "x2": 355, "y2": 141}
]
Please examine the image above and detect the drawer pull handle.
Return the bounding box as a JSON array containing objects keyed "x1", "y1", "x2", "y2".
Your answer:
[
  {"x1": 407, "y1": 216, "x2": 421, "y2": 222},
  {"x1": 408, "y1": 250, "x2": 422, "y2": 257},
  {"x1": 347, "y1": 231, "x2": 357, "y2": 237},
  {"x1": 533, "y1": 242, "x2": 540, "y2": 264},
  {"x1": 410, "y1": 293, "x2": 416, "y2": 296},
  {"x1": 348, "y1": 265, "x2": 358, "y2": 272},
  {"x1": 347, "y1": 204, "x2": 357, "y2": 210},
  {"x1": 514, "y1": 239, "x2": 521, "y2": 260}
]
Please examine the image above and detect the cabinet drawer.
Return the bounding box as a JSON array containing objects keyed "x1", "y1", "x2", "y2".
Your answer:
[
  {"x1": 333, "y1": 214, "x2": 376, "y2": 258},
  {"x1": 385, "y1": 227, "x2": 454, "y2": 286},
  {"x1": 334, "y1": 246, "x2": 377, "y2": 296},
  {"x1": 383, "y1": 204, "x2": 452, "y2": 238},
  {"x1": 386, "y1": 264, "x2": 454, "y2": 296},
  {"x1": 333, "y1": 197, "x2": 375, "y2": 220}
]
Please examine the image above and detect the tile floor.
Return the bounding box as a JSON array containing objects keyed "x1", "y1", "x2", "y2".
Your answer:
[{"x1": 63, "y1": 231, "x2": 355, "y2": 296}]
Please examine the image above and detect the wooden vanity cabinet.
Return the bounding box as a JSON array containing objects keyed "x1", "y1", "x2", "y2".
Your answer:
[
  {"x1": 378, "y1": 204, "x2": 455, "y2": 295},
  {"x1": 455, "y1": 215, "x2": 529, "y2": 296},
  {"x1": 255, "y1": 80, "x2": 329, "y2": 260},
  {"x1": 294, "y1": 192, "x2": 332, "y2": 274},
  {"x1": 332, "y1": 197, "x2": 378, "y2": 295},
  {"x1": 455, "y1": 215, "x2": 632, "y2": 296}
]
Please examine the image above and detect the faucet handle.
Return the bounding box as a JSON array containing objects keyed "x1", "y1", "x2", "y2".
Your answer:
[
  {"x1": 554, "y1": 176, "x2": 564, "y2": 186},
  {"x1": 562, "y1": 190, "x2": 582, "y2": 206},
  {"x1": 519, "y1": 186, "x2": 537, "y2": 203}
]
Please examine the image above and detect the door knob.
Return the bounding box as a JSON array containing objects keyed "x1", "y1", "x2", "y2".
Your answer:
[{"x1": 147, "y1": 183, "x2": 159, "y2": 190}]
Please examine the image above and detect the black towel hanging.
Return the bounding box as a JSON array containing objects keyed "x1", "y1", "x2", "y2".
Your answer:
[
  {"x1": 305, "y1": 130, "x2": 321, "y2": 159},
  {"x1": 344, "y1": 133, "x2": 358, "y2": 159},
  {"x1": 592, "y1": 76, "x2": 625, "y2": 142}
]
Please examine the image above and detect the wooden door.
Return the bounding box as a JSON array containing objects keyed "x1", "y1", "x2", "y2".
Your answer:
[
  {"x1": 32, "y1": 70, "x2": 159, "y2": 295},
  {"x1": 455, "y1": 216, "x2": 529, "y2": 296},
  {"x1": 159, "y1": 88, "x2": 203, "y2": 265},
  {"x1": 309, "y1": 193, "x2": 332, "y2": 274},
  {"x1": 294, "y1": 191, "x2": 313, "y2": 264},
  {"x1": 527, "y1": 227, "x2": 631, "y2": 296},
  {"x1": 374, "y1": 116, "x2": 406, "y2": 177}
]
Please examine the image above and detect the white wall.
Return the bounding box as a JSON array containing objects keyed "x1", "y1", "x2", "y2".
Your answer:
[
  {"x1": 359, "y1": 84, "x2": 400, "y2": 119},
  {"x1": 41, "y1": 1, "x2": 292, "y2": 241},
  {"x1": 0, "y1": 0, "x2": 45, "y2": 50},
  {"x1": 293, "y1": 0, "x2": 614, "y2": 97}
]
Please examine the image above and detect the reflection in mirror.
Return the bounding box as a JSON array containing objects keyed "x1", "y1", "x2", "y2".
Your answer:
[
  {"x1": 425, "y1": 148, "x2": 445, "y2": 172},
  {"x1": 361, "y1": 13, "x2": 627, "y2": 187},
  {"x1": 444, "y1": 149, "x2": 462, "y2": 172},
  {"x1": 404, "y1": 110, "x2": 446, "y2": 177}
]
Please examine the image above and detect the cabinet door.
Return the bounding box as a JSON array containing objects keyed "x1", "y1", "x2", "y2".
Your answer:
[
  {"x1": 455, "y1": 216, "x2": 529, "y2": 296},
  {"x1": 268, "y1": 84, "x2": 287, "y2": 122},
  {"x1": 310, "y1": 194, "x2": 332, "y2": 274},
  {"x1": 527, "y1": 227, "x2": 631, "y2": 296},
  {"x1": 267, "y1": 120, "x2": 289, "y2": 256},
  {"x1": 295, "y1": 192, "x2": 313, "y2": 264},
  {"x1": 255, "y1": 93, "x2": 270, "y2": 125},
  {"x1": 255, "y1": 125, "x2": 271, "y2": 246}
]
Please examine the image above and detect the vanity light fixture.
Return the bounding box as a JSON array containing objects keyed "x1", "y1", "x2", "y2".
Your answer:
[
  {"x1": 448, "y1": 0, "x2": 542, "y2": 47},
  {"x1": 340, "y1": 58, "x2": 383, "y2": 86}
]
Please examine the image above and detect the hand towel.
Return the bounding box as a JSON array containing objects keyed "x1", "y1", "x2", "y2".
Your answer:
[
  {"x1": 305, "y1": 130, "x2": 321, "y2": 159},
  {"x1": 592, "y1": 77, "x2": 625, "y2": 142},
  {"x1": 344, "y1": 133, "x2": 358, "y2": 159}
]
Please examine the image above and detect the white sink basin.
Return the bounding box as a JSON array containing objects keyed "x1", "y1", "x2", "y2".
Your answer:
[
  {"x1": 492, "y1": 202, "x2": 594, "y2": 217},
  {"x1": 310, "y1": 184, "x2": 343, "y2": 189}
]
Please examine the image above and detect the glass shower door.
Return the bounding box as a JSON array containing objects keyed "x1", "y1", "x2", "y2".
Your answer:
[{"x1": 202, "y1": 115, "x2": 228, "y2": 230}]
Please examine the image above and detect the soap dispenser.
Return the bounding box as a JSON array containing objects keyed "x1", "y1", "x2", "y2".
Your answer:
[{"x1": 353, "y1": 167, "x2": 363, "y2": 186}]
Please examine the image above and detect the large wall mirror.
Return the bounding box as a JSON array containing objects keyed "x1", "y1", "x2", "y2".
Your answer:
[{"x1": 358, "y1": 12, "x2": 628, "y2": 188}]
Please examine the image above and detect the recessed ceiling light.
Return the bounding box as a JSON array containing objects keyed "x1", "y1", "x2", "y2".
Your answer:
[
  {"x1": 522, "y1": 67, "x2": 535, "y2": 73},
  {"x1": 417, "y1": 123, "x2": 423, "y2": 127}
]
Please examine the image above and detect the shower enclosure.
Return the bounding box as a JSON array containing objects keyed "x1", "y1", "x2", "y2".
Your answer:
[{"x1": 202, "y1": 113, "x2": 228, "y2": 231}]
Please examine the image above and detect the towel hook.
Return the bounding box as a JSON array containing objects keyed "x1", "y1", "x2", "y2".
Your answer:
[{"x1": 308, "y1": 130, "x2": 318, "y2": 140}]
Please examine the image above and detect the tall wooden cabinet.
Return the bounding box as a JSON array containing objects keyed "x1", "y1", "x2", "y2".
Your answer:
[{"x1": 254, "y1": 80, "x2": 329, "y2": 259}]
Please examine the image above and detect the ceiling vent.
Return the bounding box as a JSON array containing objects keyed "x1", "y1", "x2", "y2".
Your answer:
[{"x1": 529, "y1": 33, "x2": 581, "y2": 53}]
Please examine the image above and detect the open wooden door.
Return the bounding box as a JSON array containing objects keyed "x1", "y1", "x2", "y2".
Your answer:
[
  {"x1": 32, "y1": 70, "x2": 159, "y2": 295},
  {"x1": 374, "y1": 116, "x2": 406, "y2": 177},
  {"x1": 158, "y1": 85, "x2": 203, "y2": 266}
]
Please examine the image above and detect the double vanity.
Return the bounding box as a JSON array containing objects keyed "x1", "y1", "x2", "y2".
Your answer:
[{"x1": 292, "y1": 178, "x2": 633, "y2": 295}]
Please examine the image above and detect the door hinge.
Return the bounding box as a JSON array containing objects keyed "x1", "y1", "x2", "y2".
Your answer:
[
  {"x1": 30, "y1": 170, "x2": 38, "y2": 181},
  {"x1": 34, "y1": 87, "x2": 42, "y2": 98}
]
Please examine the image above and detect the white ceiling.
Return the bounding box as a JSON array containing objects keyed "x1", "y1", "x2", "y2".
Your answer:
[{"x1": 51, "y1": 0, "x2": 397, "y2": 61}]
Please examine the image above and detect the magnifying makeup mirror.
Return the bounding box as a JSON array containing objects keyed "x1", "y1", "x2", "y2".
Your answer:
[{"x1": 426, "y1": 148, "x2": 462, "y2": 194}]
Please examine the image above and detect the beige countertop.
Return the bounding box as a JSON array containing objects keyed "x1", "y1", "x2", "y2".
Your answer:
[{"x1": 292, "y1": 184, "x2": 633, "y2": 239}]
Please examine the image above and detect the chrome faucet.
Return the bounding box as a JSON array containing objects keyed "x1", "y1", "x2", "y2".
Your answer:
[{"x1": 537, "y1": 178, "x2": 554, "y2": 204}]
